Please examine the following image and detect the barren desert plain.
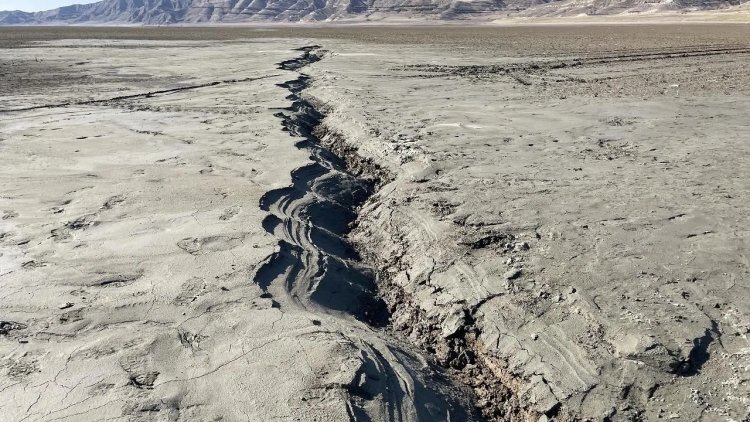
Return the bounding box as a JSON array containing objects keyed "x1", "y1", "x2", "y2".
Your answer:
[{"x1": 0, "y1": 24, "x2": 749, "y2": 421}]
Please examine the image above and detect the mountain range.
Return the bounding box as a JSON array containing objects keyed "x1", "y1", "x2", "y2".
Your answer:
[{"x1": 0, "y1": 0, "x2": 746, "y2": 24}]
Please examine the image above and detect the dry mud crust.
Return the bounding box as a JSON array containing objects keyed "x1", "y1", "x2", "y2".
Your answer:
[
  {"x1": 254, "y1": 47, "x2": 388, "y2": 324},
  {"x1": 295, "y1": 51, "x2": 539, "y2": 422},
  {"x1": 253, "y1": 45, "x2": 481, "y2": 420},
  {"x1": 303, "y1": 27, "x2": 750, "y2": 421},
  {"x1": 397, "y1": 44, "x2": 750, "y2": 98},
  {"x1": 3, "y1": 27, "x2": 750, "y2": 422},
  {"x1": 3, "y1": 24, "x2": 750, "y2": 55},
  {"x1": 0, "y1": 39, "x2": 479, "y2": 421}
]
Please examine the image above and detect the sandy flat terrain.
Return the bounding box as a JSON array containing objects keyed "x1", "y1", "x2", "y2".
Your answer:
[
  {"x1": 304, "y1": 27, "x2": 750, "y2": 420},
  {"x1": 1, "y1": 25, "x2": 749, "y2": 421},
  {"x1": 0, "y1": 38, "x2": 473, "y2": 421}
]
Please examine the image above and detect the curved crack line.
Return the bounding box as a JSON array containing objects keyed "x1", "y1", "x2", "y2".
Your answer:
[{"x1": 252, "y1": 46, "x2": 388, "y2": 327}]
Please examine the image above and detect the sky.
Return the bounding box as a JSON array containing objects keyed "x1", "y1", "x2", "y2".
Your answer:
[{"x1": 0, "y1": 1, "x2": 98, "y2": 12}]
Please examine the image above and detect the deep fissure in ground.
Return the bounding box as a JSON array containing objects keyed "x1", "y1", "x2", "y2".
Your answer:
[
  {"x1": 254, "y1": 45, "x2": 388, "y2": 326},
  {"x1": 254, "y1": 45, "x2": 542, "y2": 421}
]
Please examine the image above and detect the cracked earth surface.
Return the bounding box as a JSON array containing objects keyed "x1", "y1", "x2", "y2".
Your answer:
[
  {"x1": 0, "y1": 39, "x2": 473, "y2": 421},
  {"x1": 2, "y1": 25, "x2": 750, "y2": 421}
]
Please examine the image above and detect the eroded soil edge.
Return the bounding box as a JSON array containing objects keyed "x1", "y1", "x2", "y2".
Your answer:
[
  {"x1": 256, "y1": 46, "x2": 545, "y2": 421},
  {"x1": 253, "y1": 46, "x2": 480, "y2": 420}
]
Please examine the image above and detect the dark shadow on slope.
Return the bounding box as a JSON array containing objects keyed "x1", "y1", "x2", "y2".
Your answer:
[
  {"x1": 677, "y1": 320, "x2": 721, "y2": 376},
  {"x1": 254, "y1": 47, "x2": 388, "y2": 328}
]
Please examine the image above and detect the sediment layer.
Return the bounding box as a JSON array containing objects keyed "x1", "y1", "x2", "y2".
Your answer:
[
  {"x1": 253, "y1": 45, "x2": 479, "y2": 420},
  {"x1": 300, "y1": 37, "x2": 750, "y2": 421},
  {"x1": 2, "y1": 28, "x2": 749, "y2": 422},
  {"x1": 0, "y1": 38, "x2": 479, "y2": 421},
  {"x1": 273, "y1": 46, "x2": 544, "y2": 420}
]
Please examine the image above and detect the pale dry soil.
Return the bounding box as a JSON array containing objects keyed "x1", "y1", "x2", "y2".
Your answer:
[
  {"x1": 305, "y1": 29, "x2": 750, "y2": 420},
  {"x1": 0, "y1": 39, "x2": 473, "y2": 421},
  {"x1": 1, "y1": 25, "x2": 749, "y2": 422},
  {"x1": 0, "y1": 40, "x2": 319, "y2": 421}
]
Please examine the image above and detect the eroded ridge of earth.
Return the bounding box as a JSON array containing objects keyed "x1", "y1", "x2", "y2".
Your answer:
[{"x1": 1, "y1": 24, "x2": 749, "y2": 422}]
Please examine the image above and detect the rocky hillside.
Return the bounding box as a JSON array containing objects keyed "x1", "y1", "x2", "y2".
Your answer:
[{"x1": 0, "y1": 0, "x2": 746, "y2": 24}]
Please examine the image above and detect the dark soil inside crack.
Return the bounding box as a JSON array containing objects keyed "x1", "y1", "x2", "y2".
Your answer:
[
  {"x1": 253, "y1": 45, "x2": 511, "y2": 421},
  {"x1": 253, "y1": 45, "x2": 389, "y2": 327}
]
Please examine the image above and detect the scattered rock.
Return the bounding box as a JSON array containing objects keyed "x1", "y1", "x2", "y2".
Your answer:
[
  {"x1": 504, "y1": 268, "x2": 522, "y2": 281},
  {"x1": 513, "y1": 241, "x2": 530, "y2": 252},
  {"x1": 441, "y1": 307, "x2": 466, "y2": 338},
  {"x1": 0, "y1": 321, "x2": 27, "y2": 335}
]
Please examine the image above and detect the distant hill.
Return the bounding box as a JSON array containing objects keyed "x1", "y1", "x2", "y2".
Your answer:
[{"x1": 0, "y1": 0, "x2": 746, "y2": 24}]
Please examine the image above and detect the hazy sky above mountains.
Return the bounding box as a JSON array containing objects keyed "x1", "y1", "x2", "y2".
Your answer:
[{"x1": 0, "y1": 1, "x2": 98, "y2": 12}]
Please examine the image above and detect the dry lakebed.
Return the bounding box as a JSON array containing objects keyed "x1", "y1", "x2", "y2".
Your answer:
[{"x1": 0, "y1": 25, "x2": 749, "y2": 421}]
